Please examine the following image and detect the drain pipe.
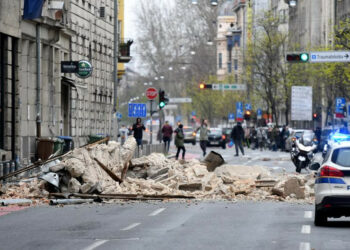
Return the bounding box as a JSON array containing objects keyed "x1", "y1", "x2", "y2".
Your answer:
[
  {"x1": 113, "y1": 0, "x2": 118, "y2": 113},
  {"x1": 36, "y1": 24, "x2": 41, "y2": 138}
]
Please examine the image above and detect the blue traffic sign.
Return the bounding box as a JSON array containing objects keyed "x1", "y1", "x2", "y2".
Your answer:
[
  {"x1": 236, "y1": 102, "x2": 243, "y2": 119},
  {"x1": 336, "y1": 97, "x2": 346, "y2": 113},
  {"x1": 228, "y1": 113, "x2": 235, "y2": 121},
  {"x1": 191, "y1": 111, "x2": 196, "y2": 116},
  {"x1": 245, "y1": 103, "x2": 252, "y2": 111},
  {"x1": 257, "y1": 109, "x2": 262, "y2": 118},
  {"x1": 128, "y1": 103, "x2": 147, "y2": 118},
  {"x1": 116, "y1": 112, "x2": 122, "y2": 119}
]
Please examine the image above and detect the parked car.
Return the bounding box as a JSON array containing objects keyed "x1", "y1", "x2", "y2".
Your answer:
[
  {"x1": 207, "y1": 128, "x2": 225, "y2": 149},
  {"x1": 222, "y1": 128, "x2": 233, "y2": 144},
  {"x1": 312, "y1": 140, "x2": 350, "y2": 226},
  {"x1": 183, "y1": 126, "x2": 196, "y2": 145}
]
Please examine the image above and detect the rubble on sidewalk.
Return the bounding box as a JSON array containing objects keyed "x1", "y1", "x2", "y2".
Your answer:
[{"x1": 0, "y1": 137, "x2": 316, "y2": 205}]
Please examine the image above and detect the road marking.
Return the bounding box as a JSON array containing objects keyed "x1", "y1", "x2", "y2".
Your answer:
[
  {"x1": 304, "y1": 211, "x2": 313, "y2": 219},
  {"x1": 299, "y1": 242, "x2": 311, "y2": 250},
  {"x1": 83, "y1": 240, "x2": 108, "y2": 250},
  {"x1": 301, "y1": 225, "x2": 311, "y2": 234},
  {"x1": 121, "y1": 223, "x2": 141, "y2": 231},
  {"x1": 149, "y1": 208, "x2": 166, "y2": 216}
]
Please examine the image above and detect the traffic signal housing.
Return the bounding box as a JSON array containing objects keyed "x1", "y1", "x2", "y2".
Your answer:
[
  {"x1": 199, "y1": 83, "x2": 212, "y2": 89},
  {"x1": 158, "y1": 89, "x2": 169, "y2": 109},
  {"x1": 244, "y1": 110, "x2": 251, "y2": 121},
  {"x1": 286, "y1": 53, "x2": 309, "y2": 63}
]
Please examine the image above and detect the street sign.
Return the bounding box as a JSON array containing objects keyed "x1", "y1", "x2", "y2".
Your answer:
[
  {"x1": 61, "y1": 61, "x2": 79, "y2": 73},
  {"x1": 245, "y1": 103, "x2": 252, "y2": 110},
  {"x1": 168, "y1": 98, "x2": 192, "y2": 103},
  {"x1": 257, "y1": 109, "x2": 262, "y2": 119},
  {"x1": 163, "y1": 104, "x2": 178, "y2": 110},
  {"x1": 310, "y1": 51, "x2": 350, "y2": 63},
  {"x1": 236, "y1": 102, "x2": 243, "y2": 121},
  {"x1": 75, "y1": 60, "x2": 93, "y2": 79},
  {"x1": 116, "y1": 112, "x2": 122, "y2": 119},
  {"x1": 291, "y1": 86, "x2": 312, "y2": 121},
  {"x1": 191, "y1": 111, "x2": 196, "y2": 116},
  {"x1": 228, "y1": 113, "x2": 235, "y2": 122},
  {"x1": 335, "y1": 97, "x2": 346, "y2": 118},
  {"x1": 212, "y1": 84, "x2": 246, "y2": 91},
  {"x1": 146, "y1": 87, "x2": 158, "y2": 100},
  {"x1": 128, "y1": 103, "x2": 147, "y2": 118}
]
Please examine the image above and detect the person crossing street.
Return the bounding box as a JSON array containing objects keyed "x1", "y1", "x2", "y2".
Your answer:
[
  {"x1": 231, "y1": 122, "x2": 245, "y2": 156},
  {"x1": 196, "y1": 120, "x2": 209, "y2": 157}
]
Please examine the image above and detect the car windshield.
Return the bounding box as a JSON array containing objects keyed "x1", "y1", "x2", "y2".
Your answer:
[
  {"x1": 183, "y1": 127, "x2": 193, "y2": 132},
  {"x1": 331, "y1": 147, "x2": 350, "y2": 167},
  {"x1": 294, "y1": 131, "x2": 303, "y2": 138},
  {"x1": 210, "y1": 129, "x2": 222, "y2": 135}
]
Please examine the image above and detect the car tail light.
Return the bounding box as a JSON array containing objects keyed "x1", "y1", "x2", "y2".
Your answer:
[
  {"x1": 192, "y1": 132, "x2": 196, "y2": 136},
  {"x1": 222, "y1": 135, "x2": 226, "y2": 140},
  {"x1": 320, "y1": 166, "x2": 344, "y2": 177}
]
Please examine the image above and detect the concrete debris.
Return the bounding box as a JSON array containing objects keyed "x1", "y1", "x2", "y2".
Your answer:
[{"x1": 1, "y1": 137, "x2": 316, "y2": 204}]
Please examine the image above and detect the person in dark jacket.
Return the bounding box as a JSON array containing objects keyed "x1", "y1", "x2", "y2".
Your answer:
[
  {"x1": 231, "y1": 122, "x2": 245, "y2": 156},
  {"x1": 162, "y1": 121, "x2": 173, "y2": 154},
  {"x1": 174, "y1": 124, "x2": 186, "y2": 160},
  {"x1": 132, "y1": 118, "x2": 146, "y2": 149}
]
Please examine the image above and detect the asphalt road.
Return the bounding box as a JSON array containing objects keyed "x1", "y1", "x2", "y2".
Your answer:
[
  {"x1": 171, "y1": 143, "x2": 301, "y2": 174},
  {"x1": 0, "y1": 201, "x2": 350, "y2": 250}
]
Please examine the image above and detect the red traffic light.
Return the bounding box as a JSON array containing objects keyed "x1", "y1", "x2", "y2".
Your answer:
[{"x1": 313, "y1": 113, "x2": 317, "y2": 118}]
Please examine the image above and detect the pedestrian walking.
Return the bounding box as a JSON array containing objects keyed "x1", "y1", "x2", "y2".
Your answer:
[
  {"x1": 257, "y1": 127, "x2": 267, "y2": 151},
  {"x1": 272, "y1": 126, "x2": 280, "y2": 151},
  {"x1": 196, "y1": 120, "x2": 209, "y2": 157},
  {"x1": 162, "y1": 121, "x2": 173, "y2": 154},
  {"x1": 250, "y1": 127, "x2": 258, "y2": 150},
  {"x1": 132, "y1": 118, "x2": 146, "y2": 149},
  {"x1": 231, "y1": 122, "x2": 245, "y2": 156},
  {"x1": 244, "y1": 126, "x2": 251, "y2": 148},
  {"x1": 174, "y1": 123, "x2": 186, "y2": 160},
  {"x1": 118, "y1": 124, "x2": 129, "y2": 145}
]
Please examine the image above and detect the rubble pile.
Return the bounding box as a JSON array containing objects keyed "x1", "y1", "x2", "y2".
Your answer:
[{"x1": 0, "y1": 137, "x2": 316, "y2": 204}]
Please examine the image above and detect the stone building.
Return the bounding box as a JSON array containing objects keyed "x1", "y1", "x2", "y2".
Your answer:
[{"x1": 0, "y1": 0, "x2": 130, "y2": 166}]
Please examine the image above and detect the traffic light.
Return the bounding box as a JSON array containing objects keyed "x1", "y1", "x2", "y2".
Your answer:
[
  {"x1": 244, "y1": 110, "x2": 251, "y2": 120},
  {"x1": 199, "y1": 83, "x2": 212, "y2": 89},
  {"x1": 286, "y1": 53, "x2": 309, "y2": 63},
  {"x1": 158, "y1": 89, "x2": 169, "y2": 109}
]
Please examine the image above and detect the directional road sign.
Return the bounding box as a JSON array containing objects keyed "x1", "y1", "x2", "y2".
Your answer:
[
  {"x1": 128, "y1": 103, "x2": 147, "y2": 118},
  {"x1": 168, "y1": 98, "x2": 192, "y2": 103},
  {"x1": 310, "y1": 51, "x2": 350, "y2": 63},
  {"x1": 228, "y1": 113, "x2": 235, "y2": 122},
  {"x1": 212, "y1": 84, "x2": 246, "y2": 91},
  {"x1": 245, "y1": 103, "x2": 252, "y2": 111},
  {"x1": 236, "y1": 102, "x2": 243, "y2": 121},
  {"x1": 257, "y1": 109, "x2": 262, "y2": 119}
]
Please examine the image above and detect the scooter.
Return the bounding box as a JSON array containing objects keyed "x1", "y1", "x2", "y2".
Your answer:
[{"x1": 290, "y1": 138, "x2": 317, "y2": 173}]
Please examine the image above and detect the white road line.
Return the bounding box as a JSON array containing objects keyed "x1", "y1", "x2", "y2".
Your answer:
[
  {"x1": 149, "y1": 208, "x2": 166, "y2": 216},
  {"x1": 304, "y1": 211, "x2": 313, "y2": 219},
  {"x1": 83, "y1": 240, "x2": 108, "y2": 250},
  {"x1": 301, "y1": 225, "x2": 311, "y2": 234},
  {"x1": 299, "y1": 242, "x2": 311, "y2": 250},
  {"x1": 121, "y1": 223, "x2": 141, "y2": 231}
]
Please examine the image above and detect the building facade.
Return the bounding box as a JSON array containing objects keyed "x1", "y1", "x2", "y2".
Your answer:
[{"x1": 0, "y1": 0, "x2": 130, "y2": 165}]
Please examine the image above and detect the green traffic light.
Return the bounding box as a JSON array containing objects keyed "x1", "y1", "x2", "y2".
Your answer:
[
  {"x1": 159, "y1": 102, "x2": 165, "y2": 108},
  {"x1": 300, "y1": 53, "x2": 309, "y2": 62}
]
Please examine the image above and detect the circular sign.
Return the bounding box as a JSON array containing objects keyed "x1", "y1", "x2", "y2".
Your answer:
[
  {"x1": 76, "y1": 60, "x2": 93, "y2": 79},
  {"x1": 146, "y1": 87, "x2": 158, "y2": 100}
]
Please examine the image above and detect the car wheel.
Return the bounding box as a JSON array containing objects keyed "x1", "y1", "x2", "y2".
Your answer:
[
  {"x1": 296, "y1": 161, "x2": 303, "y2": 173},
  {"x1": 192, "y1": 141, "x2": 196, "y2": 145},
  {"x1": 314, "y1": 208, "x2": 327, "y2": 226}
]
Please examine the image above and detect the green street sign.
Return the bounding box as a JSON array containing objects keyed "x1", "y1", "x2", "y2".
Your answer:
[{"x1": 76, "y1": 60, "x2": 93, "y2": 79}]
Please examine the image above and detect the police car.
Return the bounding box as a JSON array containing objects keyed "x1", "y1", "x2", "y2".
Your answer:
[{"x1": 313, "y1": 137, "x2": 350, "y2": 226}]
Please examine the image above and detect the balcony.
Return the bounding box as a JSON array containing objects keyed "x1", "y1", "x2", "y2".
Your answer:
[{"x1": 118, "y1": 40, "x2": 133, "y2": 63}]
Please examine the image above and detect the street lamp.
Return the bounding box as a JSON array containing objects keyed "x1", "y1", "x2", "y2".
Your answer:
[
  {"x1": 190, "y1": 50, "x2": 196, "y2": 55},
  {"x1": 210, "y1": 0, "x2": 218, "y2": 6},
  {"x1": 191, "y1": 0, "x2": 198, "y2": 4},
  {"x1": 168, "y1": 67, "x2": 173, "y2": 71}
]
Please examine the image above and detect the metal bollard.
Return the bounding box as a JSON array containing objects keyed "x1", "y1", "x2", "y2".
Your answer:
[
  {"x1": 10, "y1": 162, "x2": 15, "y2": 173},
  {"x1": 0, "y1": 163, "x2": 3, "y2": 177}
]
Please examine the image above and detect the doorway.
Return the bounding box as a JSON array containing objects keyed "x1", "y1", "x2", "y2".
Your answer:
[{"x1": 61, "y1": 83, "x2": 70, "y2": 135}]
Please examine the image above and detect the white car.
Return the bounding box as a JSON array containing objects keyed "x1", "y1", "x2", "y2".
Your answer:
[{"x1": 313, "y1": 140, "x2": 350, "y2": 226}]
